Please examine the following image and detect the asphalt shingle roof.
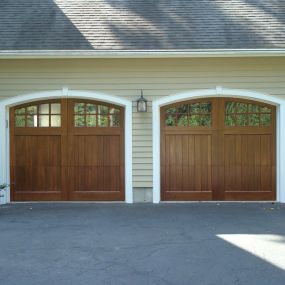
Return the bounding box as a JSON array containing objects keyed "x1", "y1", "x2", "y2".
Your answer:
[{"x1": 0, "y1": 0, "x2": 284, "y2": 50}]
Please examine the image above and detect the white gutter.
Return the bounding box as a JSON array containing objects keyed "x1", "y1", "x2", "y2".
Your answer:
[{"x1": 0, "y1": 49, "x2": 285, "y2": 59}]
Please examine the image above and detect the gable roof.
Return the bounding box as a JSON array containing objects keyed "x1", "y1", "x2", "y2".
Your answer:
[{"x1": 0, "y1": 0, "x2": 285, "y2": 55}]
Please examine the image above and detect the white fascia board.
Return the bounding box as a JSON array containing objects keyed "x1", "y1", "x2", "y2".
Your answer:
[{"x1": 1, "y1": 49, "x2": 285, "y2": 59}]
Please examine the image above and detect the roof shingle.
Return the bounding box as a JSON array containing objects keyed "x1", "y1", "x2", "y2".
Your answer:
[{"x1": 0, "y1": 0, "x2": 284, "y2": 50}]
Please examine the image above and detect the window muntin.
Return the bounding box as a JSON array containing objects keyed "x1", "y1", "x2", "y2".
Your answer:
[
  {"x1": 74, "y1": 102, "x2": 120, "y2": 127},
  {"x1": 165, "y1": 102, "x2": 212, "y2": 127},
  {"x1": 15, "y1": 103, "x2": 61, "y2": 128},
  {"x1": 225, "y1": 102, "x2": 272, "y2": 127}
]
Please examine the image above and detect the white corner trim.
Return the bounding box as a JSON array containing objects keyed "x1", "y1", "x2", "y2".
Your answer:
[
  {"x1": 124, "y1": 102, "x2": 133, "y2": 203},
  {"x1": 152, "y1": 87, "x2": 285, "y2": 203},
  {"x1": 0, "y1": 104, "x2": 7, "y2": 204},
  {"x1": 0, "y1": 89, "x2": 133, "y2": 204},
  {"x1": 278, "y1": 103, "x2": 285, "y2": 203},
  {"x1": 152, "y1": 102, "x2": 161, "y2": 204}
]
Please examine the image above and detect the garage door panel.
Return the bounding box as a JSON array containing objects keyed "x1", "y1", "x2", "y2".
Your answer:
[
  {"x1": 70, "y1": 134, "x2": 123, "y2": 200},
  {"x1": 163, "y1": 133, "x2": 213, "y2": 198},
  {"x1": 200, "y1": 135, "x2": 212, "y2": 191},
  {"x1": 13, "y1": 135, "x2": 62, "y2": 199},
  {"x1": 175, "y1": 135, "x2": 183, "y2": 190},
  {"x1": 224, "y1": 134, "x2": 273, "y2": 195},
  {"x1": 74, "y1": 136, "x2": 104, "y2": 166},
  {"x1": 224, "y1": 135, "x2": 241, "y2": 191},
  {"x1": 73, "y1": 166, "x2": 121, "y2": 191},
  {"x1": 72, "y1": 135, "x2": 121, "y2": 193}
]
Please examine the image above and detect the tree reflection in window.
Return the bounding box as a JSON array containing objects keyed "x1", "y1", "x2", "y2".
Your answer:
[
  {"x1": 165, "y1": 102, "x2": 212, "y2": 127},
  {"x1": 74, "y1": 102, "x2": 120, "y2": 127},
  {"x1": 225, "y1": 102, "x2": 272, "y2": 127}
]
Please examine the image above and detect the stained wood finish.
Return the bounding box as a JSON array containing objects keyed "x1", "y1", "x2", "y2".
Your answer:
[
  {"x1": 67, "y1": 99, "x2": 124, "y2": 201},
  {"x1": 161, "y1": 98, "x2": 276, "y2": 201},
  {"x1": 10, "y1": 99, "x2": 125, "y2": 201}
]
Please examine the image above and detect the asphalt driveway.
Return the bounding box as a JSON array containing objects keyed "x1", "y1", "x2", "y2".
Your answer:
[{"x1": 0, "y1": 203, "x2": 285, "y2": 285}]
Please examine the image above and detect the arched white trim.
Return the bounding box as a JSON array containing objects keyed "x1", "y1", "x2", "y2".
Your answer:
[
  {"x1": 152, "y1": 87, "x2": 285, "y2": 203},
  {"x1": 0, "y1": 88, "x2": 133, "y2": 204}
]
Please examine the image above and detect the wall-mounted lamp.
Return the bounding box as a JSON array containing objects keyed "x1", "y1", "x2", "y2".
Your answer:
[{"x1": 137, "y1": 90, "x2": 148, "y2": 112}]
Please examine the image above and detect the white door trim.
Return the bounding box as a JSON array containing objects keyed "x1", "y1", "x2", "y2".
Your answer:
[
  {"x1": 152, "y1": 86, "x2": 285, "y2": 203},
  {"x1": 0, "y1": 88, "x2": 133, "y2": 204}
]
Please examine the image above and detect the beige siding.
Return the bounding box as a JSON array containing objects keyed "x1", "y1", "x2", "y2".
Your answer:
[{"x1": 1, "y1": 57, "x2": 285, "y2": 188}]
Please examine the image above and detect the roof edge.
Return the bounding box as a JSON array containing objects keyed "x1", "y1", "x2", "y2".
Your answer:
[{"x1": 1, "y1": 49, "x2": 285, "y2": 59}]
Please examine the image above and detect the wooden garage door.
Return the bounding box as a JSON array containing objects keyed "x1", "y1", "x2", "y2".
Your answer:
[
  {"x1": 161, "y1": 98, "x2": 276, "y2": 201},
  {"x1": 10, "y1": 99, "x2": 125, "y2": 201}
]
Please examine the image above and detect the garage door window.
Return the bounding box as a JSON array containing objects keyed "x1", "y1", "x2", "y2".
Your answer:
[
  {"x1": 165, "y1": 102, "x2": 212, "y2": 127},
  {"x1": 225, "y1": 101, "x2": 272, "y2": 127},
  {"x1": 15, "y1": 102, "x2": 61, "y2": 127},
  {"x1": 74, "y1": 102, "x2": 120, "y2": 127}
]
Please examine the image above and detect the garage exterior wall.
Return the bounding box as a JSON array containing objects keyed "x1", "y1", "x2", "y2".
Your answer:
[{"x1": 0, "y1": 57, "x2": 285, "y2": 193}]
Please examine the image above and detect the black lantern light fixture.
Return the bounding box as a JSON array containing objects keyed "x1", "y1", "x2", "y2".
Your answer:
[{"x1": 137, "y1": 90, "x2": 148, "y2": 112}]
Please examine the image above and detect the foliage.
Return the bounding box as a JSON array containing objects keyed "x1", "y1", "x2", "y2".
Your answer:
[
  {"x1": 0, "y1": 183, "x2": 8, "y2": 190},
  {"x1": 165, "y1": 102, "x2": 212, "y2": 127},
  {"x1": 225, "y1": 102, "x2": 272, "y2": 126}
]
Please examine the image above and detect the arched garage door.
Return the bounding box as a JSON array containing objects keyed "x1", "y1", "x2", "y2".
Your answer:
[
  {"x1": 10, "y1": 99, "x2": 125, "y2": 201},
  {"x1": 161, "y1": 98, "x2": 276, "y2": 201}
]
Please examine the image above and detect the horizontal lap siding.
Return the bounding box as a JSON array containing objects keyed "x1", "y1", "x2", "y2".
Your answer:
[
  {"x1": 132, "y1": 103, "x2": 153, "y2": 186},
  {"x1": 0, "y1": 58, "x2": 285, "y2": 188}
]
